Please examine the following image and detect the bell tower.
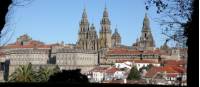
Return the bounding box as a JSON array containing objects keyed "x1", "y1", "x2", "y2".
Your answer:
[{"x1": 99, "y1": 7, "x2": 112, "y2": 49}]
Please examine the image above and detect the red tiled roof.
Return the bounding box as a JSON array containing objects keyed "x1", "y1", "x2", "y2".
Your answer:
[
  {"x1": 162, "y1": 66, "x2": 179, "y2": 73},
  {"x1": 116, "y1": 59, "x2": 133, "y2": 63},
  {"x1": 108, "y1": 48, "x2": 142, "y2": 55},
  {"x1": 143, "y1": 50, "x2": 169, "y2": 55},
  {"x1": 5, "y1": 44, "x2": 50, "y2": 49},
  {"x1": 166, "y1": 73, "x2": 178, "y2": 77},
  {"x1": 90, "y1": 67, "x2": 109, "y2": 73},
  {"x1": 145, "y1": 66, "x2": 184, "y2": 78},
  {"x1": 106, "y1": 67, "x2": 119, "y2": 73},
  {"x1": 133, "y1": 60, "x2": 159, "y2": 64},
  {"x1": 164, "y1": 60, "x2": 186, "y2": 67},
  {"x1": 106, "y1": 80, "x2": 146, "y2": 84},
  {"x1": 171, "y1": 66, "x2": 185, "y2": 73},
  {"x1": 108, "y1": 48, "x2": 169, "y2": 55},
  {"x1": 145, "y1": 67, "x2": 163, "y2": 78}
]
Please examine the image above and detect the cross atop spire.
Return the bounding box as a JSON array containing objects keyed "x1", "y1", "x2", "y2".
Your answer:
[
  {"x1": 82, "y1": 8, "x2": 87, "y2": 18},
  {"x1": 115, "y1": 25, "x2": 118, "y2": 33}
]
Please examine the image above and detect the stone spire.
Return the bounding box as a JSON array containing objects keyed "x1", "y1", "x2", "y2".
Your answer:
[
  {"x1": 101, "y1": 7, "x2": 111, "y2": 25},
  {"x1": 142, "y1": 13, "x2": 150, "y2": 32},
  {"x1": 80, "y1": 8, "x2": 89, "y2": 24},
  {"x1": 132, "y1": 13, "x2": 155, "y2": 50},
  {"x1": 82, "y1": 8, "x2": 87, "y2": 18},
  {"x1": 99, "y1": 6, "x2": 112, "y2": 48},
  {"x1": 77, "y1": 8, "x2": 90, "y2": 50},
  {"x1": 103, "y1": 7, "x2": 108, "y2": 17}
]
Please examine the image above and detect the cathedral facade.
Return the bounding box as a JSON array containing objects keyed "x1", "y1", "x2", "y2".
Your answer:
[
  {"x1": 77, "y1": 7, "x2": 121, "y2": 50},
  {"x1": 77, "y1": 8, "x2": 98, "y2": 50},
  {"x1": 77, "y1": 7, "x2": 155, "y2": 51}
]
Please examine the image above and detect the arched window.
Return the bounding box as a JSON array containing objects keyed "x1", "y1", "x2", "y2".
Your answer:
[{"x1": 145, "y1": 33, "x2": 147, "y2": 37}]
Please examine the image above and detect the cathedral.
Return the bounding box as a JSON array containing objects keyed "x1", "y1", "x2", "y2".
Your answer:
[
  {"x1": 77, "y1": 7, "x2": 121, "y2": 50},
  {"x1": 76, "y1": 8, "x2": 98, "y2": 50},
  {"x1": 77, "y1": 7, "x2": 155, "y2": 51},
  {"x1": 0, "y1": 6, "x2": 187, "y2": 82},
  {"x1": 132, "y1": 13, "x2": 155, "y2": 50}
]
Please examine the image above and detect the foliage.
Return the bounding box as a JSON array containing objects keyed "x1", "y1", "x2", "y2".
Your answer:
[
  {"x1": 9, "y1": 64, "x2": 61, "y2": 82},
  {"x1": 36, "y1": 66, "x2": 54, "y2": 82},
  {"x1": 53, "y1": 65, "x2": 60, "y2": 73},
  {"x1": 127, "y1": 66, "x2": 141, "y2": 80},
  {"x1": 9, "y1": 63, "x2": 37, "y2": 82},
  {"x1": 0, "y1": 0, "x2": 12, "y2": 31},
  {"x1": 145, "y1": 0, "x2": 193, "y2": 47},
  {"x1": 8, "y1": 62, "x2": 88, "y2": 83},
  {"x1": 48, "y1": 69, "x2": 89, "y2": 83}
]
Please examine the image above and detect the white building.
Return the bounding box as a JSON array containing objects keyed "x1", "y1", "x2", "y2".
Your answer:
[
  {"x1": 113, "y1": 70, "x2": 126, "y2": 80},
  {"x1": 133, "y1": 60, "x2": 160, "y2": 70},
  {"x1": 88, "y1": 67, "x2": 109, "y2": 83},
  {"x1": 115, "y1": 61, "x2": 132, "y2": 69}
]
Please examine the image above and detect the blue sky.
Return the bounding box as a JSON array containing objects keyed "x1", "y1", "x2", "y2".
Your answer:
[{"x1": 5, "y1": 0, "x2": 169, "y2": 47}]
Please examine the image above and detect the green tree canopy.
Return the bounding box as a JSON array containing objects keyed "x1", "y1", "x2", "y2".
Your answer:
[
  {"x1": 9, "y1": 63, "x2": 37, "y2": 82},
  {"x1": 36, "y1": 66, "x2": 54, "y2": 82},
  {"x1": 127, "y1": 66, "x2": 141, "y2": 80}
]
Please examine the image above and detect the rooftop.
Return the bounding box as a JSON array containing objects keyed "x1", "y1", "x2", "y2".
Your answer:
[
  {"x1": 133, "y1": 60, "x2": 159, "y2": 64},
  {"x1": 145, "y1": 66, "x2": 185, "y2": 78}
]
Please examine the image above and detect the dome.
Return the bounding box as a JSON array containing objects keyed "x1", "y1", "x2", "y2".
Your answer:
[{"x1": 112, "y1": 28, "x2": 121, "y2": 38}]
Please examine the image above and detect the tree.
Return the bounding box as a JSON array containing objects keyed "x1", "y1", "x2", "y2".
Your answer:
[
  {"x1": 35, "y1": 65, "x2": 60, "y2": 82},
  {"x1": 127, "y1": 66, "x2": 141, "y2": 80},
  {"x1": 52, "y1": 65, "x2": 60, "y2": 73},
  {"x1": 0, "y1": 0, "x2": 12, "y2": 32},
  {"x1": 145, "y1": 0, "x2": 193, "y2": 47},
  {"x1": 146, "y1": 0, "x2": 198, "y2": 86},
  {"x1": 48, "y1": 69, "x2": 89, "y2": 83},
  {"x1": 36, "y1": 66, "x2": 54, "y2": 82},
  {"x1": 0, "y1": 0, "x2": 33, "y2": 46},
  {"x1": 9, "y1": 63, "x2": 37, "y2": 82}
]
